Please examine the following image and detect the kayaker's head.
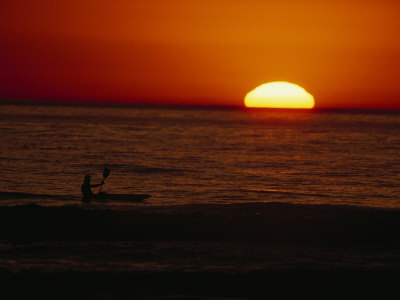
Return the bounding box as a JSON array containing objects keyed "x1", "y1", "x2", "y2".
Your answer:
[{"x1": 84, "y1": 174, "x2": 91, "y2": 184}]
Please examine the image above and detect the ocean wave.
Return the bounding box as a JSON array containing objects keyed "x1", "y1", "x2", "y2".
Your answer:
[
  {"x1": 131, "y1": 167, "x2": 188, "y2": 174},
  {"x1": 242, "y1": 189, "x2": 330, "y2": 198},
  {"x1": 0, "y1": 202, "x2": 399, "y2": 244},
  {"x1": 1, "y1": 268, "x2": 399, "y2": 299},
  {"x1": 0, "y1": 192, "x2": 68, "y2": 200}
]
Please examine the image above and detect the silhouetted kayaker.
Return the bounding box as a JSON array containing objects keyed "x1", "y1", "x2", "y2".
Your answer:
[{"x1": 81, "y1": 175, "x2": 104, "y2": 203}]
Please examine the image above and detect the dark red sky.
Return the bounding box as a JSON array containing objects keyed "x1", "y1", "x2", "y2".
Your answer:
[{"x1": 1, "y1": 0, "x2": 400, "y2": 108}]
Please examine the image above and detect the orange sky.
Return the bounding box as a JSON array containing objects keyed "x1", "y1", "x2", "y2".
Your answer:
[{"x1": 1, "y1": 0, "x2": 400, "y2": 109}]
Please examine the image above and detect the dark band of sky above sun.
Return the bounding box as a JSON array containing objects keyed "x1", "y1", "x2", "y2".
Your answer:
[{"x1": 1, "y1": 0, "x2": 400, "y2": 109}]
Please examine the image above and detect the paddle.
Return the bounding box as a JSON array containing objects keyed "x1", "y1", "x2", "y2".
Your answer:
[{"x1": 99, "y1": 167, "x2": 110, "y2": 193}]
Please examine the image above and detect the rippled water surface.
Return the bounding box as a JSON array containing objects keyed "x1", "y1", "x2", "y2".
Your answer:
[{"x1": 1, "y1": 103, "x2": 399, "y2": 208}]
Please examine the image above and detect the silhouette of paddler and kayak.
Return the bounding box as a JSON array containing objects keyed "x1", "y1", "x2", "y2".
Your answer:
[{"x1": 81, "y1": 167, "x2": 150, "y2": 203}]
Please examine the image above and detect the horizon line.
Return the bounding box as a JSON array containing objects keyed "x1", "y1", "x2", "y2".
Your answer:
[{"x1": 1, "y1": 98, "x2": 399, "y2": 113}]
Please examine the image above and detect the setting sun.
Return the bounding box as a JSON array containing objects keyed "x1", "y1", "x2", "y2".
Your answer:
[{"x1": 244, "y1": 82, "x2": 315, "y2": 109}]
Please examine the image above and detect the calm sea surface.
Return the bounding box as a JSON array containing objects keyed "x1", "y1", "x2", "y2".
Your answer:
[{"x1": 0, "y1": 103, "x2": 399, "y2": 208}]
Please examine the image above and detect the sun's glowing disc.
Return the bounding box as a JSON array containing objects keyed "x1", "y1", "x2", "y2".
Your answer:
[{"x1": 244, "y1": 82, "x2": 315, "y2": 109}]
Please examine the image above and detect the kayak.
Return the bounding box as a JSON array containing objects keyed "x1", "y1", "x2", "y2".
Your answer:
[{"x1": 92, "y1": 193, "x2": 151, "y2": 202}]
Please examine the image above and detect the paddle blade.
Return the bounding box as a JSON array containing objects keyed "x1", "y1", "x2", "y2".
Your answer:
[{"x1": 103, "y1": 167, "x2": 110, "y2": 179}]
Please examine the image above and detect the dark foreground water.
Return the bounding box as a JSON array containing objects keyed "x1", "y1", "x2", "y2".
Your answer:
[{"x1": 0, "y1": 102, "x2": 399, "y2": 298}]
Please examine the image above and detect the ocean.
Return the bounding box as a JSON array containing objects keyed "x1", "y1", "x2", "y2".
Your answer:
[{"x1": 0, "y1": 102, "x2": 399, "y2": 298}]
